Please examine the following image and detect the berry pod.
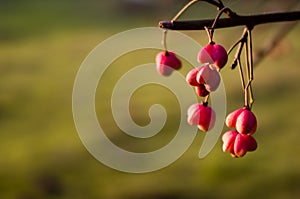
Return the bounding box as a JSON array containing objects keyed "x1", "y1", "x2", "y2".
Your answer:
[
  {"x1": 186, "y1": 67, "x2": 201, "y2": 86},
  {"x1": 226, "y1": 107, "x2": 257, "y2": 135},
  {"x1": 187, "y1": 103, "x2": 216, "y2": 132},
  {"x1": 233, "y1": 134, "x2": 257, "y2": 157},
  {"x1": 198, "y1": 43, "x2": 228, "y2": 70},
  {"x1": 225, "y1": 108, "x2": 244, "y2": 128},
  {"x1": 155, "y1": 51, "x2": 182, "y2": 76},
  {"x1": 222, "y1": 130, "x2": 257, "y2": 158},
  {"x1": 222, "y1": 130, "x2": 238, "y2": 153},
  {"x1": 235, "y1": 108, "x2": 257, "y2": 135},
  {"x1": 196, "y1": 65, "x2": 221, "y2": 92},
  {"x1": 195, "y1": 84, "x2": 210, "y2": 97}
]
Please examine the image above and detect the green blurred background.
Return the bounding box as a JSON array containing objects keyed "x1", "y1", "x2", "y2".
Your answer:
[{"x1": 1, "y1": 0, "x2": 300, "y2": 199}]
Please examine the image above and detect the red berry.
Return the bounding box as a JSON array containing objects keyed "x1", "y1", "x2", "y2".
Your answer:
[
  {"x1": 156, "y1": 51, "x2": 182, "y2": 76},
  {"x1": 226, "y1": 107, "x2": 257, "y2": 135},
  {"x1": 233, "y1": 134, "x2": 257, "y2": 157},
  {"x1": 196, "y1": 65, "x2": 221, "y2": 92},
  {"x1": 225, "y1": 108, "x2": 244, "y2": 128},
  {"x1": 198, "y1": 43, "x2": 228, "y2": 70},
  {"x1": 235, "y1": 108, "x2": 257, "y2": 135},
  {"x1": 222, "y1": 130, "x2": 257, "y2": 158},
  {"x1": 222, "y1": 130, "x2": 238, "y2": 153},
  {"x1": 187, "y1": 103, "x2": 216, "y2": 132},
  {"x1": 195, "y1": 84, "x2": 210, "y2": 97},
  {"x1": 186, "y1": 67, "x2": 201, "y2": 86}
]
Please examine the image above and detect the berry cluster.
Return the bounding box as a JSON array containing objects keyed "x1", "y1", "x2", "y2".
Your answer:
[
  {"x1": 222, "y1": 107, "x2": 258, "y2": 157},
  {"x1": 184, "y1": 41, "x2": 227, "y2": 132},
  {"x1": 155, "y1": 5, "x2": 258, "y2": 158}
]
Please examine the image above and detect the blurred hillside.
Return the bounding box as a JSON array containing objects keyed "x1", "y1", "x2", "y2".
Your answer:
[{"x1": 0, "y1": 1, "x2": 300, "y2": 199}]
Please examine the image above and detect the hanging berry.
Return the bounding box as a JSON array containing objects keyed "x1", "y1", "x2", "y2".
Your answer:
[
  {"x1": 222, "y1": 107, "x2": 258, "y2": 157},
  {"x1": 195, "y1": 64, "x2": 221, "y2": 92},
  {"x1": 198, "y1": 42, "x2": 228, "y2": 70},
  {"x1": 155, "y1": 51, "x2": 182, "y2": 76},
  {"x1": 222, "y1": 130, "x2": 257, "y2": 158},
  {"x1": 187, "y1": 102, "x2": 216, "y2": 132}
]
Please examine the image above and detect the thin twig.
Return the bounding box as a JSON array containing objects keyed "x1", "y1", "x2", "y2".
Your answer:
[
  {"x1": 243, "y1": 27, "x2": 255, "y2": 109},
  {"x1": 244, "y1": 33, "x2": 250, "y2": 108},
  {"x1": 211, "y1": 7, "x2": 229, "y2": 29},
  {"x1": 162, "y1": 30, "x2": 168, "y2": 52},
  {"x1": 171, "y1": 0, "x2": 235, "y2": 22},
  {"x1": 204, "y1": 26, "x2": 213, "y2": 43},
  {"x1": 171, "y1": 0, "x2": 199, "y2": 21},
  {"x1": 204, "y1": 94, "x2": 210, "y2": 104},
  {"x1": 247, "y1": 28, "x2": 254, "y2": 108},
  {"x1": 227, "y1": 28, "x2": 248, "y2": 55},
  {"x1": 209, "y1": 6, "x2": 230, "y2": 40},
  {"x1": 231, "y1": 39, "x2": 245, "y2": 70},
  {"x1": 238, "y1": 58, "x2": 245, "y2": 91}
]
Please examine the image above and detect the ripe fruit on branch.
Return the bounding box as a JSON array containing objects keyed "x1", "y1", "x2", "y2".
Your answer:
[
  {"x1": 225, "y1": 107, "x2": 257, "y2": 135},
  {"x1": 155, "y1": 51, "x2": 182, "y2": 76},
  {"x1": 186, "y1": 66, "x2": 209, "y2": 97},
  {"x1": 225, "y1": 108, "x2": 244, "y2": 128},
  {"x1": 222, "y1": 130, "x2": 238, "y2": 155},
  {"x1": 222, "y1": 130, "x2": 257, "y2": 158},
  {"x1": 196, "y1": 65, "x2": 221, "y2": 92},
  {"x1": 236, "y1": 108, "x2": 257, "y2": 135},
  {"x1": 198, "y1": 42, "x2": 228, "y2": 70},
  {"x1": 186, "y1": 66, "x2": 201, "y2": 86},
  {"x1": 195, "y1": 84, "x2": 209, "y2": 97},
  {"x1": 187, "y1": 103, "x2": 216, "y2": 132}
]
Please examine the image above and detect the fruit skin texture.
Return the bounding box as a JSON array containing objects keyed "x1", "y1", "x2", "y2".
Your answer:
[
  {"x1": 226, "y1": 107, "x2": 257, "y2": 135},
  {"x1": 234, "y1": 134, "x2": 257, "y2": 157},
  {"x1": 186, "y1": 65, "x2": 220, "y2": 94},
  {"x1": 196, "y1": 65, "x2": 221, "y2": 92},
  {"x1": 198, "y1": 43, "x2": 228, "y2": 70},
  {"x1": 156, "y1": 51, "x2": 182, "y2": 76},
  {"x1": 225, "y1": 108, "x2": 244, "y2": 128},
  {"x1": 222, "y1": 130, "x2": 238, "y2": 154},
  {"x1": 187, "y1": 103, "x2": 216, "y2": 132},
  {"x1": 235, "y1": 108, "x2": 257, "y2": 135},
  {"x1": 222, "y1": 130, "x2": 257, "y2": 157}
]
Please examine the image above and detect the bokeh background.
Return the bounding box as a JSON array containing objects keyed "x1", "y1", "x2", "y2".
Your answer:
[{"x1": 1, "y1": 0, "x2": 300, "y2": 199}]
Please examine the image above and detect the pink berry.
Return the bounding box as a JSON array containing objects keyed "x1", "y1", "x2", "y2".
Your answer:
[
  {"x1": 222, "y1": 130, "x2": 257, "y2": 158},
  {"x1": 225, "y1": 108, "x2": 244, "y2": 128},
  {"x1": 187, "y1": 103, "x2": 216, "y2": 132},
  {"x1": 156, "y1": 51, "x2": 182, "y2": 76},
  {"x1": 187, "y1": 104, "x2": 201, "y2": 126},
  {"x1": 195, "y1": 84, "x2": 210, "y2": 97},
  {"x1": 226, "y1": 107, "x2": 257, "y2": 135},
  {"x1": 246, "y1": 135, "x2": 258, "y2": 152},
  {"x1": 234, "y1": 134, "x2": 257, "y2": 157},
  {"x1": 198, "y1": 43, "x2": 228, "y2": 70},
  {"x1": 235, "y1": 108, "x2": 257, "y2": 135},
  {"x1": 196, "y1": 65, "x2": 221, "y2": 92},
  {"x1": 186, "y1": 67, "x2": 201, "y2": 86},
  {"x1": 222, "y1": 130, "x2": 238, "y2": 153}
]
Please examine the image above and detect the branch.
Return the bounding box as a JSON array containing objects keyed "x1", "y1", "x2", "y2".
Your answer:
[{"x1": 159, "y1": 11, "x2": 300, "y2": 30}]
